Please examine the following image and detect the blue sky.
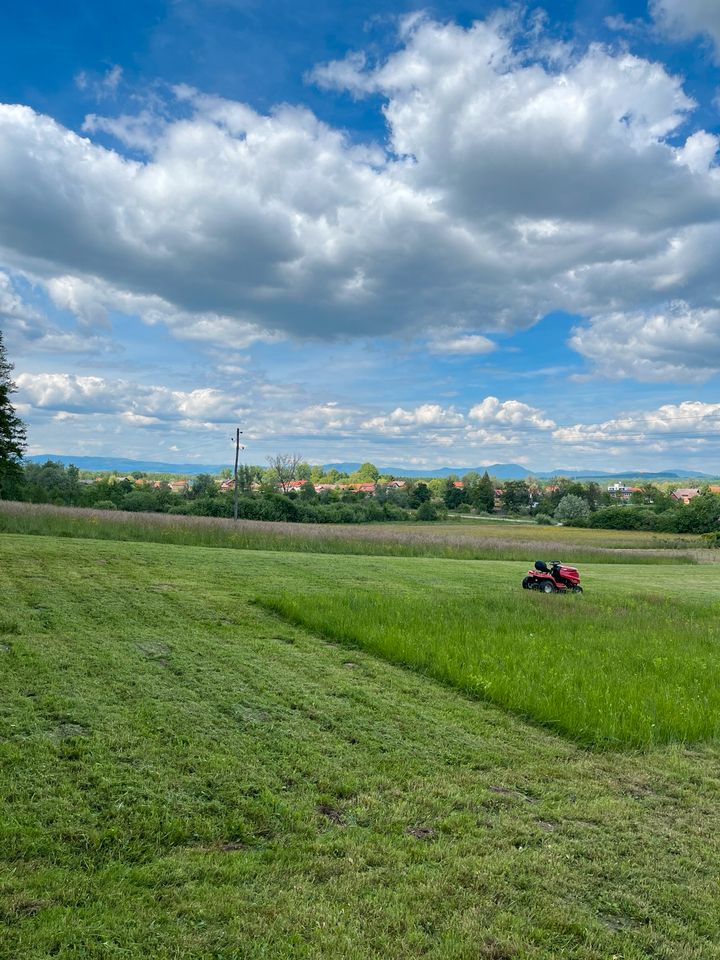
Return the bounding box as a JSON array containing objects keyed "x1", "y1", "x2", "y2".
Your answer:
[{"x1": 2, "y1": 0, "x2": 720, "y2": 471}]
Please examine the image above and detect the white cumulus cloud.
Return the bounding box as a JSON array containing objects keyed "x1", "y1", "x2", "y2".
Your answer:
[
  {"x1": 468, "y1": 397, "x2": 555, "y2": 430},
  {"x1": 0, "y1": 12, "x2": 719, "y2": 371},
  {"x1": 553, "y1": 400, "x2": 720, "y2": 447},
  {"x1": 361, "y1": 403, "x2": 465, "y2": 434},
  {"x1": 16, "y1": 372, "x2": 241, "y2": 424},
  {"x1": 570, "y1": 302, "x2": 720, "y2": 382},
  {"x1": 428, "y1": 334, "x2": 496, "y2": 355},
  {"x1": 650, "y1": 0, "x2": 720, "y2": 60}
]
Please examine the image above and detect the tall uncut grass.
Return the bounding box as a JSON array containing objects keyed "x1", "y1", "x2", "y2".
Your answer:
[
  {"x1": 0, "y1": 501, "x2": 699, "y2": 564},
  {"x1": 262, "y1": 586, "x2": 720, "y2": 748}
]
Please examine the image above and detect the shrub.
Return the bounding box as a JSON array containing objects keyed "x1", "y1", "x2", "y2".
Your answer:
[
  {"x1": 554, "y1": 494, "x2": 591, "y2": 525},
  {"x1": 590, "y1": 506, "x2": 657, "y2": 531},
  {"x1": 188, "y1": 496, "x2": 233, "y2": 518},
  {"x1": 121, "y1": 491, "x2": 162, "y2": 513},
  {"x1": 416, "y1": 502, "x2": 439, "y2": 521},
  {"x1": 167, "y1": 504, "x2": 194, "y2": 515},
  {"x1": 535, "y1": 513, "x2": 553, "y2": 525}
]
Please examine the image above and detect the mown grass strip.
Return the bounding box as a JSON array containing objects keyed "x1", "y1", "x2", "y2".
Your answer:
[
  {"x1": 3, "y1": 534, "x2": 720, "y2": 959},
  {"x1": 0, "y1": 501, "x2": 698, "y2": 564},
  {"x1": 260, "y1": 583, "x2": 720, "y2": 749}
]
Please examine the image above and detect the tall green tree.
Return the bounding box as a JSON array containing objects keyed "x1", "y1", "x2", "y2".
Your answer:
[
  {"x1": 350, "y1": 462, "x2": 380, "y2": 483},
  {"x1": 501, "y1": 480, "x2": 530, "y2": 513},
  {"x1": 0, "y1": 331, "x2": 26, "y2": 499},
  {"x1": 190, "y1": 473, "x2": 218, "y2": 499},
  {"x1": 443, "y1": 480, "x2": 468, "y2": 510},
  {"x1": 409, "y1": 482, "x2": 432, "y2": 508},
  {"x1": 475, "y1": 471, "x2": 495, "y2": 513}
]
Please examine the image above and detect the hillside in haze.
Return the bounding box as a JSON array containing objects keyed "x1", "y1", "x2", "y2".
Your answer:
[{"x1": 26, "y1": 455, "x2": 715, "y2": 481}]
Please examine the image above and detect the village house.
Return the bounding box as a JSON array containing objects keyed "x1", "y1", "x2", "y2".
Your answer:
[
  {"x1": 608, "y1": 483, "x2": 643, "y2": 500},
  {"x1": 671, "y1": 488, "x2": 700, "y2": 504},
  {"x1": 349, "y1": 483, "x2": 376, "y2": 493}
]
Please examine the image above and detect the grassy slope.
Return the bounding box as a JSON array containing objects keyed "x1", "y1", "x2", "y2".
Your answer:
[
  {"x1": 0, "y1": 502, "x2": 703, "y2": 564},
  {"x1": 2, "y1": 533, "x2": 720, "y2": 959}
]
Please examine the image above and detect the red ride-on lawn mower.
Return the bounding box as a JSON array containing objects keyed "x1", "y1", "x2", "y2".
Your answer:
[{"x1": 522, "y1": 560, "x2": 583, "y2": 594}]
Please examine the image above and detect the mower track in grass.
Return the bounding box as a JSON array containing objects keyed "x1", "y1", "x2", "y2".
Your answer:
[
  {"x1": 259, "y1": 559, "x2": 720, "y2": 749},
  {"x1": 2, "y1": 533, "x2": 720, "y2": 959}
]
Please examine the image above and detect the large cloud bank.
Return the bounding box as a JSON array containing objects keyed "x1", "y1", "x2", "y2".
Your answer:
[{"x1": 1, "y1": 12, "x2": 720, "y2": 380}]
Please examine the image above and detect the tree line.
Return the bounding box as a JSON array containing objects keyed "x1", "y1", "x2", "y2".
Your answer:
[{"x1": 13, "y1": 460, "x2": 452, "y2": 523}]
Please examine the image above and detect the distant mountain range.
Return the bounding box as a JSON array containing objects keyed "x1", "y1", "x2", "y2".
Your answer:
[
  {"x1": 321, "y1": 461, "x2": 716, "y2": 480},
  {"x1": 26, "y1": 455, "x2": 229, "y2": 475},
  {"x1": 26, "y1": 454, "x2": 717, "y2": 481}
]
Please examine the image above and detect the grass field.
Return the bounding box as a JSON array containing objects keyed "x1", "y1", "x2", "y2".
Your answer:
[
  {"x1": 2, "y1": 524, "x2": 720, "y2": 958},
  {"x1": 435, "y1": 518, "x2": 703, "y2": 547},
  {"x1": 0, "y1": 501, "x2": 706, "y2": 563},
  {"x1": 262, "y1": 567, "x2": 720, "y2": 747}
]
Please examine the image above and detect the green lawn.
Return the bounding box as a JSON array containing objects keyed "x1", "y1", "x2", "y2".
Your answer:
[{"x1": 2, "y1": 532, "x2": 720, "y2": 958}]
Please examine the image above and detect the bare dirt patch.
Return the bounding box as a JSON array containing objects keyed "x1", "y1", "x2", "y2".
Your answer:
[
  {"x1": 318, "y1": 804, "x2": 345, "y2": 825},
  {"x1": 405, "y1": 826, "x2": 436, "y2": 841},
  {"x1": 4, "y1": 898, "x2": 48, "y2": 919}
]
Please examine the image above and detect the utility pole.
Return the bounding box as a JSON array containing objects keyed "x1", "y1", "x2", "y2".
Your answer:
[{"x1": 232, "y1": 427, "x2": 243, "y2": 521}]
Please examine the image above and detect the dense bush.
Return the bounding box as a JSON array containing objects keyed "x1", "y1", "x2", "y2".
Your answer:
[
  {"x1": 415, "y1": 502, "x2": 438, "y2": 521},
  {"x1": 535, "y1": 513, "x2": 554, "y2": 525},
  {"x1": 122, "y1": 490, "x2": 163, "y2": 512},
  {"x1": 590, "y1": 507, "x2": 658, "y2": 531},
  {"x1": 589, "y1": 495, "x2": 720, "y2": 535},
  {"x1": 555, "y1": 494, "x2": 591, "y2": 525}
]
